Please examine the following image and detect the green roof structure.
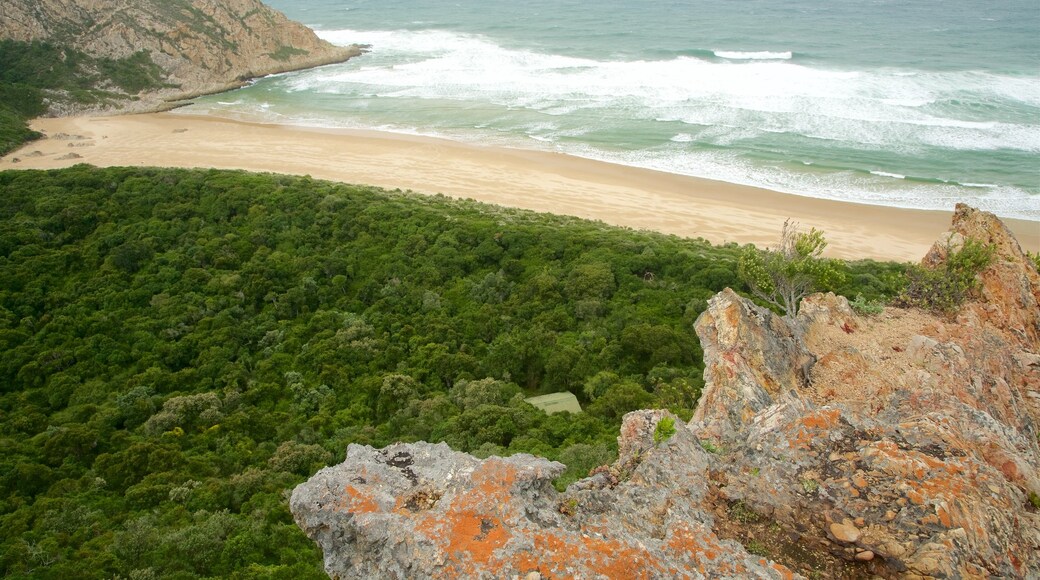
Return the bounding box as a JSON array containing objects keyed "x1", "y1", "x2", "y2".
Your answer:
[{"x1": 523, "y1": 392, "x2": 582, "y2": 415}]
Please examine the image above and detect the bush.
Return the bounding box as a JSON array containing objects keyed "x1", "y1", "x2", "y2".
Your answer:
[
  {"x1": 737, "y1": 220, "x2": 845, "y2": 322},
  {"x1": 897, "y1": 236, "x2": 994, "y2": 314},
  {"x1": 653, "y1": 416, "x2": 676, "y2": 444},
  {"x1": 1027, "y1": 251, "x2": 1040, "y2": 272},
  {"x1": 0, "y1": 104, "x2": 41, "y2": 156},
  {"x1": 849, "y1": 293, "x2": 884, "y2": 316}
]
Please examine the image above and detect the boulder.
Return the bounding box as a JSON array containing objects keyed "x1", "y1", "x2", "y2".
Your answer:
[
  {"x1": 291, "y1": 412, "x2": 796, "y2": 579},
  {"x1": 691, "y1": 288, "x2": 813, "y2": 444}
]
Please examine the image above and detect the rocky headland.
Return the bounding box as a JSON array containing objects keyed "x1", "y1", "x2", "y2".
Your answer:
[
  {"x1": 291, "y1": 204, "x2": 1040, "y2": 578},
  {"x1": 0, "y1": 0, "x2": 361, "y2": 113}
]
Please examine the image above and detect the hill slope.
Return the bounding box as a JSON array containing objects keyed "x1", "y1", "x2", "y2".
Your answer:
[
  {"x1": 0, "y1": 0, "x2": 361, "y2": 154},
  {"x1": 1, "y1": 0, "x2": 359, "y2": 107}
]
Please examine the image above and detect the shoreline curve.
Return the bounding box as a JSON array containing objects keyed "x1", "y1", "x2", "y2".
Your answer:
[{"x1": 2, "y1": 112, "x2": 1036, "y2": 262}]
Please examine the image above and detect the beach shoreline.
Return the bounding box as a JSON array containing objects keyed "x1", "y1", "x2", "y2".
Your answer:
[{"x1": 3, "y1": 112, "x2": 1036, "y2": 262}]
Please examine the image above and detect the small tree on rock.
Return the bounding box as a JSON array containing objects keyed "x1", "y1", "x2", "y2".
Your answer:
[{"x1": 738, "y1": 220, "x2": 845, "y2": 322}]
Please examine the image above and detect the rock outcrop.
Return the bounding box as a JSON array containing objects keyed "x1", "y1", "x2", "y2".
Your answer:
[
  {"x1": 291, "y1": 413, "x2": 795, "y2": 579},
  {"x1": 291, "y1": 205, "x2": 1040, "y2": 578},
  {"x1": 0, "y1": 0, "x2": 361, "y2": 112},
  {"x1": 696, "y1": 205, "x2": 1040, "y2": 578}
]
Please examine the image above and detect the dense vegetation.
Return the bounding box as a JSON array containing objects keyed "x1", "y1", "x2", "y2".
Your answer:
[
  {"x1": 897, "y1": 237, "x2": 995, "y2": 314},
  {"x1": 0, "y1": 166, "x2": 904, "y2": 578},
  {"x1": 0, "y1": 41, "x2": 170, "y2": 155}
]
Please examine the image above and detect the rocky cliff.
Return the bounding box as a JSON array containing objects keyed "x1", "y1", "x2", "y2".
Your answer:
[
  {"x1": 291, "y1": 205, "x2": 1040, "y2": 578},
  {"x1": 0, "y1": 0, "x2": 361, "y2": 112}
]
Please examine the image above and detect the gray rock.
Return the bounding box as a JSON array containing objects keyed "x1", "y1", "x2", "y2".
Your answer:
[
  {"x1": 291, "y1": 413, "x2": 795, "y2": 579},
  {"x1": 691, "y1": 288, "x2": 813, "y2": 444}
]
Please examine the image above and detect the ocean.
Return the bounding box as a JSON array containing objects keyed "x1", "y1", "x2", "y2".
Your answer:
[{"x1": 183, "y1": 0, "x2": 1040, "y2": 220}]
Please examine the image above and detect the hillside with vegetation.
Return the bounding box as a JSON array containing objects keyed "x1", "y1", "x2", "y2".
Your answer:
[
  {"x1": 0, "y1": 0, "x2": 361, "y2": 155},
  {"x1": 0, "y1": 166, "x2": 906, "y2": 577},
  {"x1": 0, "y1": 41, "x2": 171, "y2": 155}
]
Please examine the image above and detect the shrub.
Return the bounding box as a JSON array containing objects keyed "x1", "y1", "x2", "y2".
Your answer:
[
  {"x1": 730, "y1": 501, "x2": 760, "y2": 524},
  {"x1": 653, "y1": 416, "x2": 676, "y2": 444},
  {"x1": 1027, "y1": 251, "x2": 1040, "y2": 272},
  {"x1": 699, "y1": 439, "x2": 721, "y2": 454},
  {"x1": 849, "y1": 293, "x2": 884, "y2": 316},
  {"x1": 738, "y1": 220, "x2": 845, "y2": 322},
  {"x1": 897, "y1": 237, "x2": 994, "y2": 314}
]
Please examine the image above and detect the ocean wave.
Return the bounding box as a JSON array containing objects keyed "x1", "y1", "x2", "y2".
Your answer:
[
  {"x1": 558, "y1": 144, "x2": 1039, "y2": 220},
  {"x1": 226, "y1": 27, "x2": 1040, "y2": 218},
  {"x1": 713, "y1": 50, "x2": 793, "y2": 60},
  {"x1": 276, "y1": 29, "x2": 1040, "y2": 154},
  {"x1": 870, "y1": 170, "x2": 906, "y2": 179},
  {"x1": 312, "y1": 29, "x2": 1038, "y2": 108}
]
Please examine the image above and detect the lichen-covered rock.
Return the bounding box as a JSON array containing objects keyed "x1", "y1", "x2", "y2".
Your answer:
[
  {"x1": 691, "y1": 288, "x2": 813, "y2": 444},
  {"x1": 291, "y1": 413, "x2": 797, "y2": 579},
  {"x1": 926, "y1": 203, "x2": 1040, "y2": 345},
  {"x1": 290, "y1": 442, "x2": 564, "y2": 579},
  {"x1": 698, "y1": 206, "x2": 1040, "y2": 578}
]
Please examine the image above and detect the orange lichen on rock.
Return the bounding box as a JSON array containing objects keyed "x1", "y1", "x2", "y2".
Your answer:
[
  {"x1": 339, "y1": 484, "x2": 380, "y2": 514},
  {"x1": 292, "y1": 413, "x2": 799, "y2": 579},
  {"x1": 689, "y1": 207, "x2": 1040, "y2": 578},
  {"x1": 511, "y1": 531, "x2": 669, "y2": 579},
  {"x1": 800, "y1": 408, "x2": 841, "y2": 430}
]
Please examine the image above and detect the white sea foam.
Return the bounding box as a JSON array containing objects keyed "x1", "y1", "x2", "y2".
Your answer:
[
  {"x1": 870, "y1": 170, "x2": 906, "y2": 179},
  {"x1": 713, "y1": 50, "x2": 793, "y2": 60},
  {"x1": 203, "y1": 26, "x2": 1040, "y2": 219},
  {"x1": 312, "y1": 29, "x2": 1039, "y2": 131},
  {"x1": 585, "y1": 146, "x2": 1039, "y2": 219}
]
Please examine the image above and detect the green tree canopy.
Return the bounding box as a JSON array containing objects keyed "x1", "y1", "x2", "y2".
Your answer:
[{"x1": 737, "y1": 220, "x2": 846, "y2": 322}]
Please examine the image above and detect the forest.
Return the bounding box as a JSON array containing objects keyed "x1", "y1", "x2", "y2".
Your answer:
[{"x1": 0, "y1": 166, "x2": 905, "y2": 578}]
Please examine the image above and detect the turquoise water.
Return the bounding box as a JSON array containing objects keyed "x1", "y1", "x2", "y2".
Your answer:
[{"x1": 184, "y1": 0, "x2": 1040, "y2": 219}]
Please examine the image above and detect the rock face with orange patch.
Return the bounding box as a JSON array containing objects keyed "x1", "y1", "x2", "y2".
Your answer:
[
  {"x1": 692, "y1": 206, "x2": 1040, "y2": 578},
  {"x1": 923, "y1": 204, "x2": 1040, "y2": 345},
  {"x1": 291, "y1": 412, "x2": 795, "y2": 579},
  {"x1": 692, "y1": 288, "x2": 814, "y2": 444}
]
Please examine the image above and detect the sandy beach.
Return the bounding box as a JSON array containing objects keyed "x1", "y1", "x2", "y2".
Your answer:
[{"x1": 2, "y1": 112, "x2": 1036, "y2": 261}]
